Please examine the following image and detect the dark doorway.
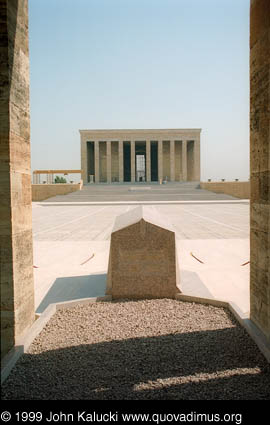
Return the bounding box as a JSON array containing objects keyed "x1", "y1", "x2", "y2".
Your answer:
[
  {"x1": 135, "y1": 142, "x2": 146, "y2": 182},
  {"x1": 124, "y1": 142, "x2": 131, "y2": 182},
  {"x1": 151, "y1": 141, "x2": 158, "y2": 181},
  {"x1": 136, "y1": 154, "x2": 146, "y2": 182}
]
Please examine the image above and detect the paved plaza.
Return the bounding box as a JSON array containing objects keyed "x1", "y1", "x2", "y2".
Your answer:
[{"x1": 32, "y1": 183, "x2": 250, "y2": 317}]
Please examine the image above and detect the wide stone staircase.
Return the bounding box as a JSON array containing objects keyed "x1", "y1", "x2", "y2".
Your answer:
[{"x1": 40, "y1": 182, "x2": 240, "y2": 203}]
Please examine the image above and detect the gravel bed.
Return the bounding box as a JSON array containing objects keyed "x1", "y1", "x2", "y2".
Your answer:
[{"x1": 2, "y1": 299, "x2": 270, "y2": 400}]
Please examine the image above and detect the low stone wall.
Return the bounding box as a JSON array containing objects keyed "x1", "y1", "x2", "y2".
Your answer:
[
  {"x1": 200, "y1": 182, "x2": 250, "y2": 199},
  {"x1": 32, "y1": 183, "x2": 81, "y2": 201}
]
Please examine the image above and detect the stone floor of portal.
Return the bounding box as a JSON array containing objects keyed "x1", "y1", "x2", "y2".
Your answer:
[{"x1": 32, "y1": 182, "x2": 249, "y2": 318}]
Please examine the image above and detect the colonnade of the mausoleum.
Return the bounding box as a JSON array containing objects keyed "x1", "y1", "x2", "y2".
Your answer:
[{"x1": 80, "y1": 129, "x2": 201, "y2": 184}]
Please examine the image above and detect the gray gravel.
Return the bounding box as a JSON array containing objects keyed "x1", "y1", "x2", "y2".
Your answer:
[{"x1": 2, "y1": 299, "x2": 270, "y2": 400}]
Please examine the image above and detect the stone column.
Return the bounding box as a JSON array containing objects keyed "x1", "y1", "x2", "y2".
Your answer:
[
  {"x1": 94, "y1": 140, "x2": 99, "y2": 183},
  {"x1": 250, "y1": 0, "x2": 270, "y2": 344},
  {"x1": 80, "y1": 135, "x2": 88, "y2": 184},
  {"x1": 158, "y1": 140, "x2": 163, "y2": 182},
  {"x1": 106, "y1": 141, "x2": 111, "y2": 183},
  {"x1": 193, "y1": 138, "x2": 201, "y2": 181},
  {"x1": 118, "y1": 140, "x2": 124, "y2": 183},
  {"x1": 182, "y1": 140, "x2": 187, "y2": 181},
  {"x1": 0, "y1": 0, "x2": 35, "y2": 359},
  {"x1": 170, "y1": 140, "x2": 175, "y2": 182},
  {"x1": 146, "y1": 140, "x2": 151, "y2": 182},
  {"x1": 131, "y1": 140, "x2": 135, "y2": 183}
]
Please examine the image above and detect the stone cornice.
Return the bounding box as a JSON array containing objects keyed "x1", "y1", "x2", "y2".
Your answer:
[
  {"x1": 79, "y1": 128, "x2": 201, "y2": 133},
  {"x1": 79, "y1": 129, "x2": 201, "y2": 141}
]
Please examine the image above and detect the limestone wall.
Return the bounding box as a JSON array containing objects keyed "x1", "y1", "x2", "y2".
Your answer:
[
  {"x1": 200, "y1": 182, "x2": 250, "y2": 199},
  {"x1": 32, "y1": 183, "x2": 81, "y2": 201}
]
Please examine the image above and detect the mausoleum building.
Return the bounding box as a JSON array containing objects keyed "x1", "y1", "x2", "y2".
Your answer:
[{"x1": 80, "y1": 129, "x2": 201, "y2": 184}]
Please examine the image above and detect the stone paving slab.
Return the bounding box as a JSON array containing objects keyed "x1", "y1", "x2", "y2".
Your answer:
[
  {"x1": 33, "y1": 241, "x2": 109, "y2": 313},
  {"x1": 32, "y1": 203, "x2": 249, "y2": 241},
  {"x1": 33, "y1": 239, "x2": 249, "y2": 315},
  {"x1": 178, "y1": 239, "x2": 250, "y2": 314}
]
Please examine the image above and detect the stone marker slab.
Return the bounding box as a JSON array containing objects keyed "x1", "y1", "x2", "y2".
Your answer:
[{"x1": 106, "y1": 206, "x2": 181, "y2": 299}]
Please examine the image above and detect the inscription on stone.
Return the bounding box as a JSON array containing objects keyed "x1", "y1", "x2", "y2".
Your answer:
[{"x1": 119, "y1": 249, "x2": 168, "y2": 277}]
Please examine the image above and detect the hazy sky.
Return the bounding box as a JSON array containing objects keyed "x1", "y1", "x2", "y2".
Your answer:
[{"x1": 29, "y1": 0, "x2": 250, "y2": 181}]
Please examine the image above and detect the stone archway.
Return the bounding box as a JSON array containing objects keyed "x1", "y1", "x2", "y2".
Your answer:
[{"x1": 0, "y1": 0, "x2": 269, "y2": 360}]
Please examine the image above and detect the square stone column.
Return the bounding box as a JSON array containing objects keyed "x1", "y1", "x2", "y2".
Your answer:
[
  {"x1": 0, "y1": 0, "x2": 35, "y2": 359},
  {"x1": 118, "y1": 140, "x2": 124, "y2": 183},
  {"x1": 158, "y1": 140, "x2": 163, "y2": 182},
  {"x1": 80, "y1": 135, "x2": 87, "y2": 184},
  {"x1": 193, "y1": 138, "x2": 201, "y2": 181},
  {"x1": 106, "y1": 141, "x2": 111, "y2": 183},
  {"x1": 250, "y1": 0, "x2": 270, "y2": 344},
  {"x1": 94, "y1": 140, "x2": 99, "y2": 183},
  {"x1": 146, "y1": 140, "x2": 151, "y2": 182},
  {"x1": 182, "y1": 140, "x2": 187, "y2": 181},
  {"x1": 131, "y1": 140, "x2": 135, "y2": 183},
  {"x1": 170, "y1": 140, "x2": 175, "y2": 181}
]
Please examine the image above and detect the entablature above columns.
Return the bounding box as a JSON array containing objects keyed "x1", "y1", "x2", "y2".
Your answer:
[{"x1": 79, "y1": 129, "x2": 201, "y2": 143}]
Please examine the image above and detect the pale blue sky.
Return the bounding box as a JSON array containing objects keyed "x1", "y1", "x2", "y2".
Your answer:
[{"x1": 29, "y1": 0, "x2": 250, "y2": 181}]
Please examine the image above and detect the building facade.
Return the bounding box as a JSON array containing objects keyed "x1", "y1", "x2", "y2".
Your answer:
[{"x1": 80, "y1": 129, "x2": 201, "y2": 184}]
